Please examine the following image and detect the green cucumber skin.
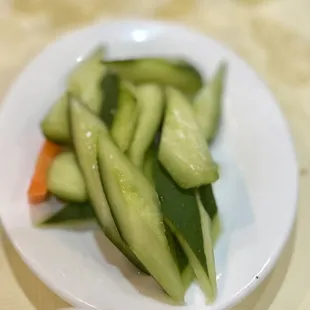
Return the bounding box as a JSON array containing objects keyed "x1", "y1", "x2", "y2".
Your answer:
[
  {"x1": 97, "y1": 133, "x2": 185, "y2": 302},
  {"x1": 47, "y1": 152, "x2": 88, "y2": 203},
  {"x1": 104, "y1": 58, "x2": 202, "y2": 95},
  {"x1": 128, "y1": 84, "x2": 164, "y2": 168},
  {"x1": 194, "y1": 62, "x2": 227, "y2": 142},
  {"x1": 100, "y1": 72, "x2": 120, "y2": 128},
  {"x1": 159, "y1": 87, "x2": 219, "y2": 189},
  {"x1": 199, "y1": 185, "x2": 218, "y2": 220},
  {"x1": 155, "y1": 162, "x2": 207, "y2": 272},
  {"x1": 111, "y1": 82, "x2": 139, "y2": 152},
  {"x1": 70, "y1": 99, "x2": 146, "y2": 273},
  {"x1": 165, "y1": 219, "x2": 213, "y2": 301},
  {"x1": 154, "y1": 159, "x2": 215, "y2": 300},
  {"x1": 40, "y1": 202, "x2": 95, "y2": 226}
]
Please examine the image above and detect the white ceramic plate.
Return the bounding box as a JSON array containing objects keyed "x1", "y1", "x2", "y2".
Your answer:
[{"x1": 0, "y1": 20, "x2": 298, "y2": 310}]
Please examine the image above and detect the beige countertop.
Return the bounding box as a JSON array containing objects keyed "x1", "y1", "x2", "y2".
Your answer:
[{"x1": 0, "y1": 0, "x2": 310, "y2": 309}]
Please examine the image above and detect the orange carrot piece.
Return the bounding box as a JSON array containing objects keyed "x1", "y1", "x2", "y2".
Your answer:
[{"x1": 27, "y1": 140, "x2": 61, "y2": 205}]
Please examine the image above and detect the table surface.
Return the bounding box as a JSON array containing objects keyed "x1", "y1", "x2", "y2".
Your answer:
[{"x1": 1, "y1": 0, "x2": 310, "y2": 309}]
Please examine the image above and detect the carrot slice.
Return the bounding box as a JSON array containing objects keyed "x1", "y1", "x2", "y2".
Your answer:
[{"x1": 27, "y1": 140, "x2": 62, "y2": 204}]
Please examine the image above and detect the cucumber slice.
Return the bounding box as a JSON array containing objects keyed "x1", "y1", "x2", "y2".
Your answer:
[
  {"x1": 68, "y1": 47, "x2": 107, "y2": 114},
  {"x1": 97, "y1": 132, "x2": 185, "y2": 302},
  {"x1": 47, "y1": 152, "x2": 88, "y2": 203},
  {"x1": 41, "y1": 93, "x2": 70, "y2": 144},
  {"x1": 193, "y1": 63, "x2": 227, "y2": 142},
  {"x1": 155, "y1": 161, "x2": 215, "y2": 301},
  {"x1": 111, "y1": 82, "x2": 139, "y2": 152},
  {"x1": 199, "y1": 185, "x2": 222, "y2": 244},
  {"x1": 128, "y1": 84, "x2": 164, "y2": 168},
  {"x1": 104, "y1": 58, "x2": 202, "y2": 95},
  {"x1": 166, "y1": 226, "x2": 195, "y2": 289},
  {"x1": 40, "y1": 202, "x2": 95, "y2": 226},
  {"x1": 182, "y1": 265, "x2": 195, "y2": 290},
  {"x1": 143, "y1": 148, "x2": 194, "y2": 289},
  {"x1": 70, "y1": 98, "x2": 146, "y2": 272},
  {"x1": 41, "y1": 47, "x2": 106, "y2": 144},
  {"x1": 196, "y1": 190, "x2": 217, "y2": 295},
  {"x1": 159, "y1": 87, "x2": 218, "y2": 189}
]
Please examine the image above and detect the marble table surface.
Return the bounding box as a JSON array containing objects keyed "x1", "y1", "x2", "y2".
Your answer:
[{"x1": 0, "y1": 0, "x2": 310, "y2": 309}]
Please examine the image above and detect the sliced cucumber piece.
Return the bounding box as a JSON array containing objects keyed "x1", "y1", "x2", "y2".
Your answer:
[
  {"x1": 193, "y1": 63, "x2": 227, "y2": 142},
  {"x1": 155, "y1": 160, "x2": 215, "y2": 301},
  {"x1": 111, "y1": 82, "x2": 139, "y2": 152},
  {"x1": 69, "y1": 47, "x2": 107, "y2": 114},
  {"x1": 182, "y1": 265, "x2": 195, "y2": 290},
  {"x1": 41, "y1": 47, "x2": 107, "y2": 144},
  {"x1": 196, "y1": 190, "x2": 217, "y2": 295},
  {"x1": 199, "y1": 185, "x2": 222, "y2": 244},
  {"x1": 47, "y1": 152, "x2": 88, "y2": 203},
  {"x1": 159, "y1": 87, "x2": 218, "y2": 189},
  {"x1": 40, "y1": 202, "x2": 95, "y2": 226},
  {"x1": 105, "y1": 58, "x2": 202, "y2": 95},
  {"x1": 41, "y1": 93, "x2": 70, "y2": 144},
  {"x1": 128, "y1": 84, "x2": 164, "y2": 168},
  {"x1": 166, "y1": 226, "x2": 195, "y2": 289},
  {"x1": 97, "y1": 132, "x2": 185, "y2": 302},
  {"x1": 70, "y1": 98, "x2": 146, "y2": 272}
]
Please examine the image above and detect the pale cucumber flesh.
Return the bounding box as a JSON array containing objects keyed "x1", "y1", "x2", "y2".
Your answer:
[
  {"x1": 41, "y1": 47, "x2": 106, "y2": 144},
  {"x1": 128, "y1": 84, "x2": 164, "y2": 168},
  {"x1": 196, "y1": 190, "x2": 217, "y2": 296},
  {"x1": 111, "y1": 82, "x2": 138, "y2": 152},
  {"x1": 97, "y1": 132, "x2": 185, "y2": 302},
  {"x1": 47, "y1": 152, "x2": 88, "y2": 203},
  {"x1": 70, "y1": 98, "x2": 145, "y2": 272},
  {"x1": 41, "y1": 93, "x2": 70, "y2": 144},
  {"x1": 68, "y1": 47, "x2": 107, "y2": 115},
  {"x1": 159, "y1": 87, "x2": 218, "y2": 189},
  {"x1": 194, "y1": 63, "x2": 227, "y2": 142}
]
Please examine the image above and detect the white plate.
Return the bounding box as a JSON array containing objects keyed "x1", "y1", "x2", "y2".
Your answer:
[{"x1": 0, "y1": 20, "x2": 298, "y2": 310}]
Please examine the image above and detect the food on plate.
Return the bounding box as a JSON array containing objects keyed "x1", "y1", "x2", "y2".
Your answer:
[
  {"x1": 159, "y1": 87, "x2": 219, "y2": 189},
  {"x1": 98, "y1": 130, "x2": 185, "y2": 301},
  {"x1": 111, "y1": 81, "x2": 139, "y2": 152},
  {"x1": 128, "y1": 84, "x2": 164, "y2": 168},
  {"x1": 41, "y1": 47, "x2": 106, "y2": 144},
  {"x1": 71, "y1": 99, "x2": 146, "y2": 272},
  {"x1": 104, "y1": 57, "x2": 203, "y2": 95},
  {"x1": 28, "y1": 140, "x2": 61, "y2": 204},
  {"x1": 193, "y1": 63, "x2": 227, "y2": 142},
  {"x1": 27, "y1": 45, "x2": 227, "y2": 303},
  {"x1": 154, "y1": 158, "x2": 216, "y2": 300},
  {"x1": 47, "y1": 152, "x2": 88, "y2": 203},
  {"x1": 39, "y1": 202, "x2": 95, "y2": 226}
]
